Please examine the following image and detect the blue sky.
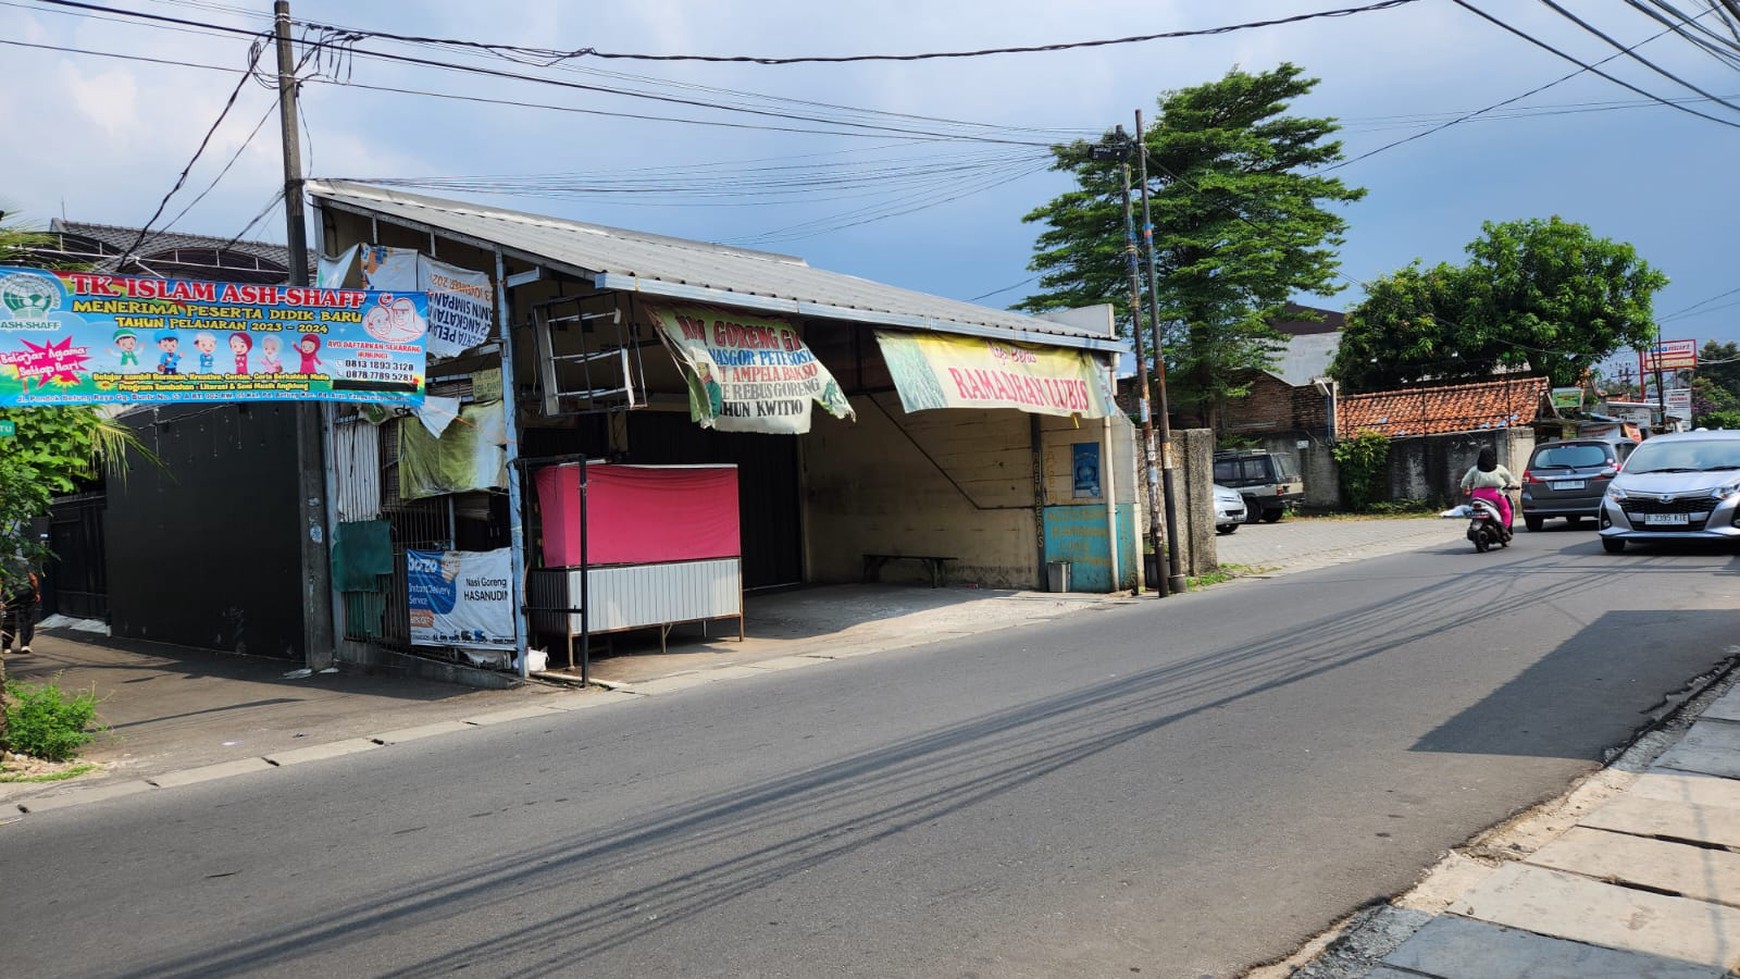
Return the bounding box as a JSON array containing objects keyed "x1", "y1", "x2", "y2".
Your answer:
[{"x1": 3, "y1": 0, "x2": 1737, "y2": 357}]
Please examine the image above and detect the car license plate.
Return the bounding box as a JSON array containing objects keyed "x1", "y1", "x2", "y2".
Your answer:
[
  {"x1": 1551, "y1": 480, "x2": 1585, "y2": 491},
  {"x1": 1645, "y1": 513, "x2": 1689, "y2": 526}
]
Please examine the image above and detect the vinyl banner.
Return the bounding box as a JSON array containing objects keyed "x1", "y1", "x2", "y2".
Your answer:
[
  {"x1": 324, "y1": 246, "x2": 494, "y2": 359},
  {"x1": 875, "y1": 330, "x2": 1113, "y2": 419},
  {"x1": 0, "y1": 265, "x2": 426, "y2": 406},
  {"x1": 647, "y1": 303, "x2": 854, "y2": 434},
  {"x1": 406, "y1": 547, "x2": 514, "y2": 649}
]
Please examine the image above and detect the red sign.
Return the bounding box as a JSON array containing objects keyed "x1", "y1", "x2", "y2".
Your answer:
[{"x1": 1640, "y1": 339, "x2": 1697, "y2": 373}]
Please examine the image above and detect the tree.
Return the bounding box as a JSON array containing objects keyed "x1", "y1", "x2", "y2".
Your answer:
[
  {"x1": 0, "y1": 215, "x2": 145, "y2": 752},
  {"x1": 1017, "y1": 63, "x2": 1364, "y2": 428},
  {"x1": 1333, "y1": 217, "x2": 1667, "y2": 392}
]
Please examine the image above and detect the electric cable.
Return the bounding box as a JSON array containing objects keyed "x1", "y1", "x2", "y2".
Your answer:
[
  {"x1": 116, "y1": 36, "x2": 269, "y2": 267},
  {"x1": 1449, "y1": 0, "x2": 1740, "y2": 130},
  {"x1": 1534, "y1": 0, "x2": 1740, "y2": 116}
]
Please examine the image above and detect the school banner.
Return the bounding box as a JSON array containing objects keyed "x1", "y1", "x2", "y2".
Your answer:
[
  {"x1": 874, "y1": 330, "x2": 1113, "y2": 418},
  {"x1": 321, "y1": 245, "x2": 494, "y2": 359},
  {"x1": 0, "y1": 265, "x2": 426, "y2": 406},
  {"x1": 406, "y1": 547, "x2": 514, "y2": 649},
  {"x1": 647, "y1": 303, "x2": 853, "y2": 434}
]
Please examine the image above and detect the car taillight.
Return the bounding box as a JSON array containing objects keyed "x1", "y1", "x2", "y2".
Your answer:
[
  {"x1": 1523, "y1": 470, "x2": 1544, "y2": 483},
  {"x1": 1594, "y1": 466, "x2": 1618, "y2": 480}
]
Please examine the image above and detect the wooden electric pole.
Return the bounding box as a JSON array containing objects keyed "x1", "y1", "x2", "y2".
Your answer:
[{"x1": 276, "y1": 0, "x2": 334, "y2": 668}]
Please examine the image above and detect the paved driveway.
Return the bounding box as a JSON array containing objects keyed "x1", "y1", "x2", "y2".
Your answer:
[{"x1": 1216, "y1": 515, "x2": 1452, "y2": 575}]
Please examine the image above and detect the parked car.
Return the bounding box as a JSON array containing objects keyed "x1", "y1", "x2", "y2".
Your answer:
[
  {"x1": 1519, "y1": 437, "x2": 1638, "y2": 531},
  {"x1": 1213, "y1": 483, "x2": 1247, "y2": 535},
  {"x1": 1597, "y1": 430, "x2": 1740, "y2": 553},
  {"x1": 1213, "y1": 449, "x2": 1304, "y2": 523}
]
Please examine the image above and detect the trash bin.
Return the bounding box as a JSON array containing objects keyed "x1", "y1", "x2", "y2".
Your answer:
[{"x1": 1045, "y1": 560, "x2": 1071, "y2": 593}]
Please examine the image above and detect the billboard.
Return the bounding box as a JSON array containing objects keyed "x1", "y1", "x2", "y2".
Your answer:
[
  {"x1": 1640, "y1": 339, "x2": 1697, "y2": 373},
  {"x1": 0, "y1": 266, "x2": 426, "y2": 406}
]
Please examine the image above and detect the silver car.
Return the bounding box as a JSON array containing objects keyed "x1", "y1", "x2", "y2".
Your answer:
[
  {"x1": 1214, "y1": 483, "x2": 1248, "y2": 535},
  {"x1": 1597, "y1": 431, "x2": 1740, "y2": 553}
]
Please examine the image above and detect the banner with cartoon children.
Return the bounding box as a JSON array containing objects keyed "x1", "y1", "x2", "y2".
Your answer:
[{"x1": 0, "y1": 265, "x2": 427, "y2": 406}]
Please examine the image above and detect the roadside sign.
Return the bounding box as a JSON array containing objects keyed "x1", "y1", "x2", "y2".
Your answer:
[
  {"x1": 1640, "y1": 339, "x2": 1698, "y2": 373},
  {"x1": 0, "y1": 420, "x2": 13, "y2": 437},
  {"x1": 1665, "y1": 388, "x2": 1692, "y2": 419},
  {"x1": 1550, "y1": 386, "x2": 1584, "y2": 410}
]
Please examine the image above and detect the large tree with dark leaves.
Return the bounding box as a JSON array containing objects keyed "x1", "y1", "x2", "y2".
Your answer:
[
  {"x1": 1017, "y1": 63, "x2": 1364, "y2": 427},
  {"x1": 1333, "y1": 217, "x2": 1667, "y2": 392}
]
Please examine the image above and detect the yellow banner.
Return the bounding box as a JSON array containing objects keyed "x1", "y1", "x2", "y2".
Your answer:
[{"x1": 875, "y1": 331, "x2": 1113, "y2": 418}]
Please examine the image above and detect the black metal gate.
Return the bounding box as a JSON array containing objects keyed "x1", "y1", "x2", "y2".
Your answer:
[{"x1": 45, "y1": 492, "x2": 107, "y2": 621}]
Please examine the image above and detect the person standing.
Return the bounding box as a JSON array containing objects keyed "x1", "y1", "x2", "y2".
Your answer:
[{"x1": 2, "y1": 561, "x2": 40, "y2": 655}]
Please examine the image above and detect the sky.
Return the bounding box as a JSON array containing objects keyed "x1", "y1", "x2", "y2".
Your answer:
[{"x1": 3, "y1": 0, "x2": 1738, "y2": 364}]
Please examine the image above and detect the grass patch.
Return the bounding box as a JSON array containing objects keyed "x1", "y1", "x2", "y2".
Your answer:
[
  {"x1": 1186, "y1": 562, "x2": 1278, "y2": 589},
  {"x1": 0, "y1": 762, "x2": 99, "y2": 783}
]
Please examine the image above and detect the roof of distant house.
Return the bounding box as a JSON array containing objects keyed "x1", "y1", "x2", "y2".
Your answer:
[
  {"x1": 306, "y1": 179, "x2": 1124, "y2": 352},
  {"x1": 1267, "y1": 331, "x2": 1342, "y2": 387},
  {"x1": 1337, "y1": 376, "x2": 1551, "y2": 438},
  {"x1": 1271, "y1": 303, "x2": 1344, "y2": 337},
  {"x1": 37, "y1": 220, "x2": 307, "y2": 283}
]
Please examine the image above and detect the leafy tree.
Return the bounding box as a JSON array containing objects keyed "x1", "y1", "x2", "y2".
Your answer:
[
  {"x1": 0, "y1": 215, "x2": 145, "y2": 753},
  {"x1": 1018, "y1": 63, "x2": 1365, "y2": 428},
  {"x1": 1334, "y1": 217, "x2": 1667, "y2": 392}
]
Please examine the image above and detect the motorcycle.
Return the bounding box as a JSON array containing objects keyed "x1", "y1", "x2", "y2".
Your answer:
[{"x1": 1465, "y1": 486, "x2": 1518, "y2": 553}]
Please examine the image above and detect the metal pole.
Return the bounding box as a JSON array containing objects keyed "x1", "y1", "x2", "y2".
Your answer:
[
  {"x1": 493, "y1": 249, "x2": 531, "y2": 680},
  {"x1": 276, "y1": 0, "x2": 334, "y2": 668},
  {"x1": 1135, "y1": 109, "x2": 1188, "y2": 594},
  {"x1": 1653, "y1": 326, "x2": 1667, "y2": 432},
  {"x1": 1113, "y1": 128, "x2": 1168, "y2": 597}
]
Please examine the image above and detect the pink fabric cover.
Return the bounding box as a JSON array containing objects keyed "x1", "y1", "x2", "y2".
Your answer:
[{"x1": 535, "y1": 464, "x2": 740, "y2": 567}]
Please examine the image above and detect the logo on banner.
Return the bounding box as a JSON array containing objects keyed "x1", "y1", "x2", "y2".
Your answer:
[{"x1": 0, "y1": 270, "x2": 61, "y2": 328}]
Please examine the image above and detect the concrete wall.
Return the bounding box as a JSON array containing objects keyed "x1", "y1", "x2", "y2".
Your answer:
[
  {"x1": 1383, "y1": 428, "x2": 1534, "y2": 508},
  {"x1": 1173, "y1": 429, "x2": 1218, "y2": 577},
  {"x1": 1246, "y1": 433, "x2": 1339, "y2": 512},
  {"x1": 804, "y1": 393, "x2": 1040, "y2": 589}
]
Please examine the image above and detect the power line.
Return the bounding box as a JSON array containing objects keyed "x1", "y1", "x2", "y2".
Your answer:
[
  {"x1": 1533, "y1": 0, "x2": 1740, "y2": 116},
  {"x1": 1449, "y1": 0, "x2": 1740, "y2": 130},
  {"x1": 1328, "y1": 1, "x2": 1722, "y2": 169},
  {"x1": 286, "y1": 0, "x2": 1423, "y2": 66},
  {"x1": 116, "y1": 37, "x2": 268, "y2": 267},
  {"x1": 1660, "y1": 285, "x2": 1740, "y2": 321}
]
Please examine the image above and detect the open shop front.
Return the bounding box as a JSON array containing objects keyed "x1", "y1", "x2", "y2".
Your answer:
[{"x1": 308, "y1": 180, "x2": 1135, "y2": 686}]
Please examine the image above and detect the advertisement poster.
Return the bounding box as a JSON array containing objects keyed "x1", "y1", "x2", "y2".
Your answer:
[
  {"x1": 1072, "y1": 442, "x2": 1102, "y2": 499},
  {"x1": 875, "y1": 330, "x2": 1113, "y2": 419},
  {"x1": 323, "y1": 245, "x2": 493, "y2": 359},
  {"x1": 1640, "y1": 338, "x2": 1697, "y2": 373},
  {"x1": 406, "y1": 547, "x2": 514, "y2": 649},
  {"x1": 648, "y1": 303, "x2": 853, "y2": 434},
  {"x1": 0, "y1": 265, "x2": 426, "y2": 407}
]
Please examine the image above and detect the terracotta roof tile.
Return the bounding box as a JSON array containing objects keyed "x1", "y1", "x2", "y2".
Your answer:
[{"x1": 1337, "y1": 377, "x2": 1549, "y2": 439}]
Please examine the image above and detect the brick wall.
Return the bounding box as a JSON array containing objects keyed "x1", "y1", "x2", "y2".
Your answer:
[{"x1": 1223, "y1": 373, "x2": 1329, "y2": 435}]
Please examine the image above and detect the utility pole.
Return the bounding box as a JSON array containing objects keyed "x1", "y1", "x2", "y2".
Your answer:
[
  {"x1": 1133, "y1": 109, "x2": 1186, "y2": 595},
  {"x1": 1652, "y1": 326, "x2": 1667, "y2": 432},
  {"x1": 1098, "y1": 128, "x2": 1167, "y2": 596},
  {"x1": 276, "y1": 0, "x2": 334, "y2": 669}
]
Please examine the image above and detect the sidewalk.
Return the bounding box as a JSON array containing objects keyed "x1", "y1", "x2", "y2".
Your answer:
[
  {"x1": 1259, "y1": 675, "x2": 1740, "y2": 978},
  {"x1": 0, "y1": 585, "x2": 1121, "y2": 814}
]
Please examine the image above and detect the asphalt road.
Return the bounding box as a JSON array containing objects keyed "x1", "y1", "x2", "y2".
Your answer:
[{"x1": 4, "y1": 529, "x2": 1739, "y2": 978}]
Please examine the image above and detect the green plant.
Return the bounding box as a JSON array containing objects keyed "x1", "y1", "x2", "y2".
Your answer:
[
  {"x1": 1332, "y1": 431, "x2": 1391, "y2": 512},
  {"x1": 1366, "y1": 498, "x2": 1431, "y2": 515},
  {"x1": 3, "y1": 681, "x2": 103, "y2": 762},
  {"x1": 1695, "y1": 409, "x2": 1740, "y2": 431},
  {"x1": 1217, "y1": 434, "x2": 1261, "y2": 451}
]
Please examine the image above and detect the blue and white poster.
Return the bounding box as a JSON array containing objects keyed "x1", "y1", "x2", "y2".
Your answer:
[{"x1": 406, "y1": 547, "x2": 514, "y2": 649}]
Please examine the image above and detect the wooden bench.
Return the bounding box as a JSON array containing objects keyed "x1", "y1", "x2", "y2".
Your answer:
[{"x1": 861, "y1": 553, "x2": 956, "y2": 588}]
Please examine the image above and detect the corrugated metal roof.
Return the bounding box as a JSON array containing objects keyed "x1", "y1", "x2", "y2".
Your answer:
[
  {"x1": 306, "y1": 180, "x2": 1123, "y2": 353},
  {"x1": 46, "y1": 220, "x2": 307, "y2": 280}
]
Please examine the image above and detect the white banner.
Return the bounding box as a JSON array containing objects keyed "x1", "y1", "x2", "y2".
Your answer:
[
  {"x1": 406, "y1": 547, "x2": 514, "y2": 649},
  {"x1": 321, "y1": 246, "x2": 494, "y2": 359}
]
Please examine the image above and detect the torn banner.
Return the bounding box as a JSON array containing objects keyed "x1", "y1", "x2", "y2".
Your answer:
[{"x1": 648, "y1": 304, "x2": 853, "y2": 434}]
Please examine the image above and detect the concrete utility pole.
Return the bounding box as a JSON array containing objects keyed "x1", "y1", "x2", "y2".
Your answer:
[
  {"x1": 1134, "y1": 109, "x2": 1186, "y2": 595},
  {"x1": 276, "y1": 0, "x2": 334, "y2": 669},
  {"x1": 1103, "y1": 127, "x2": 1168, "y2": 597}
]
